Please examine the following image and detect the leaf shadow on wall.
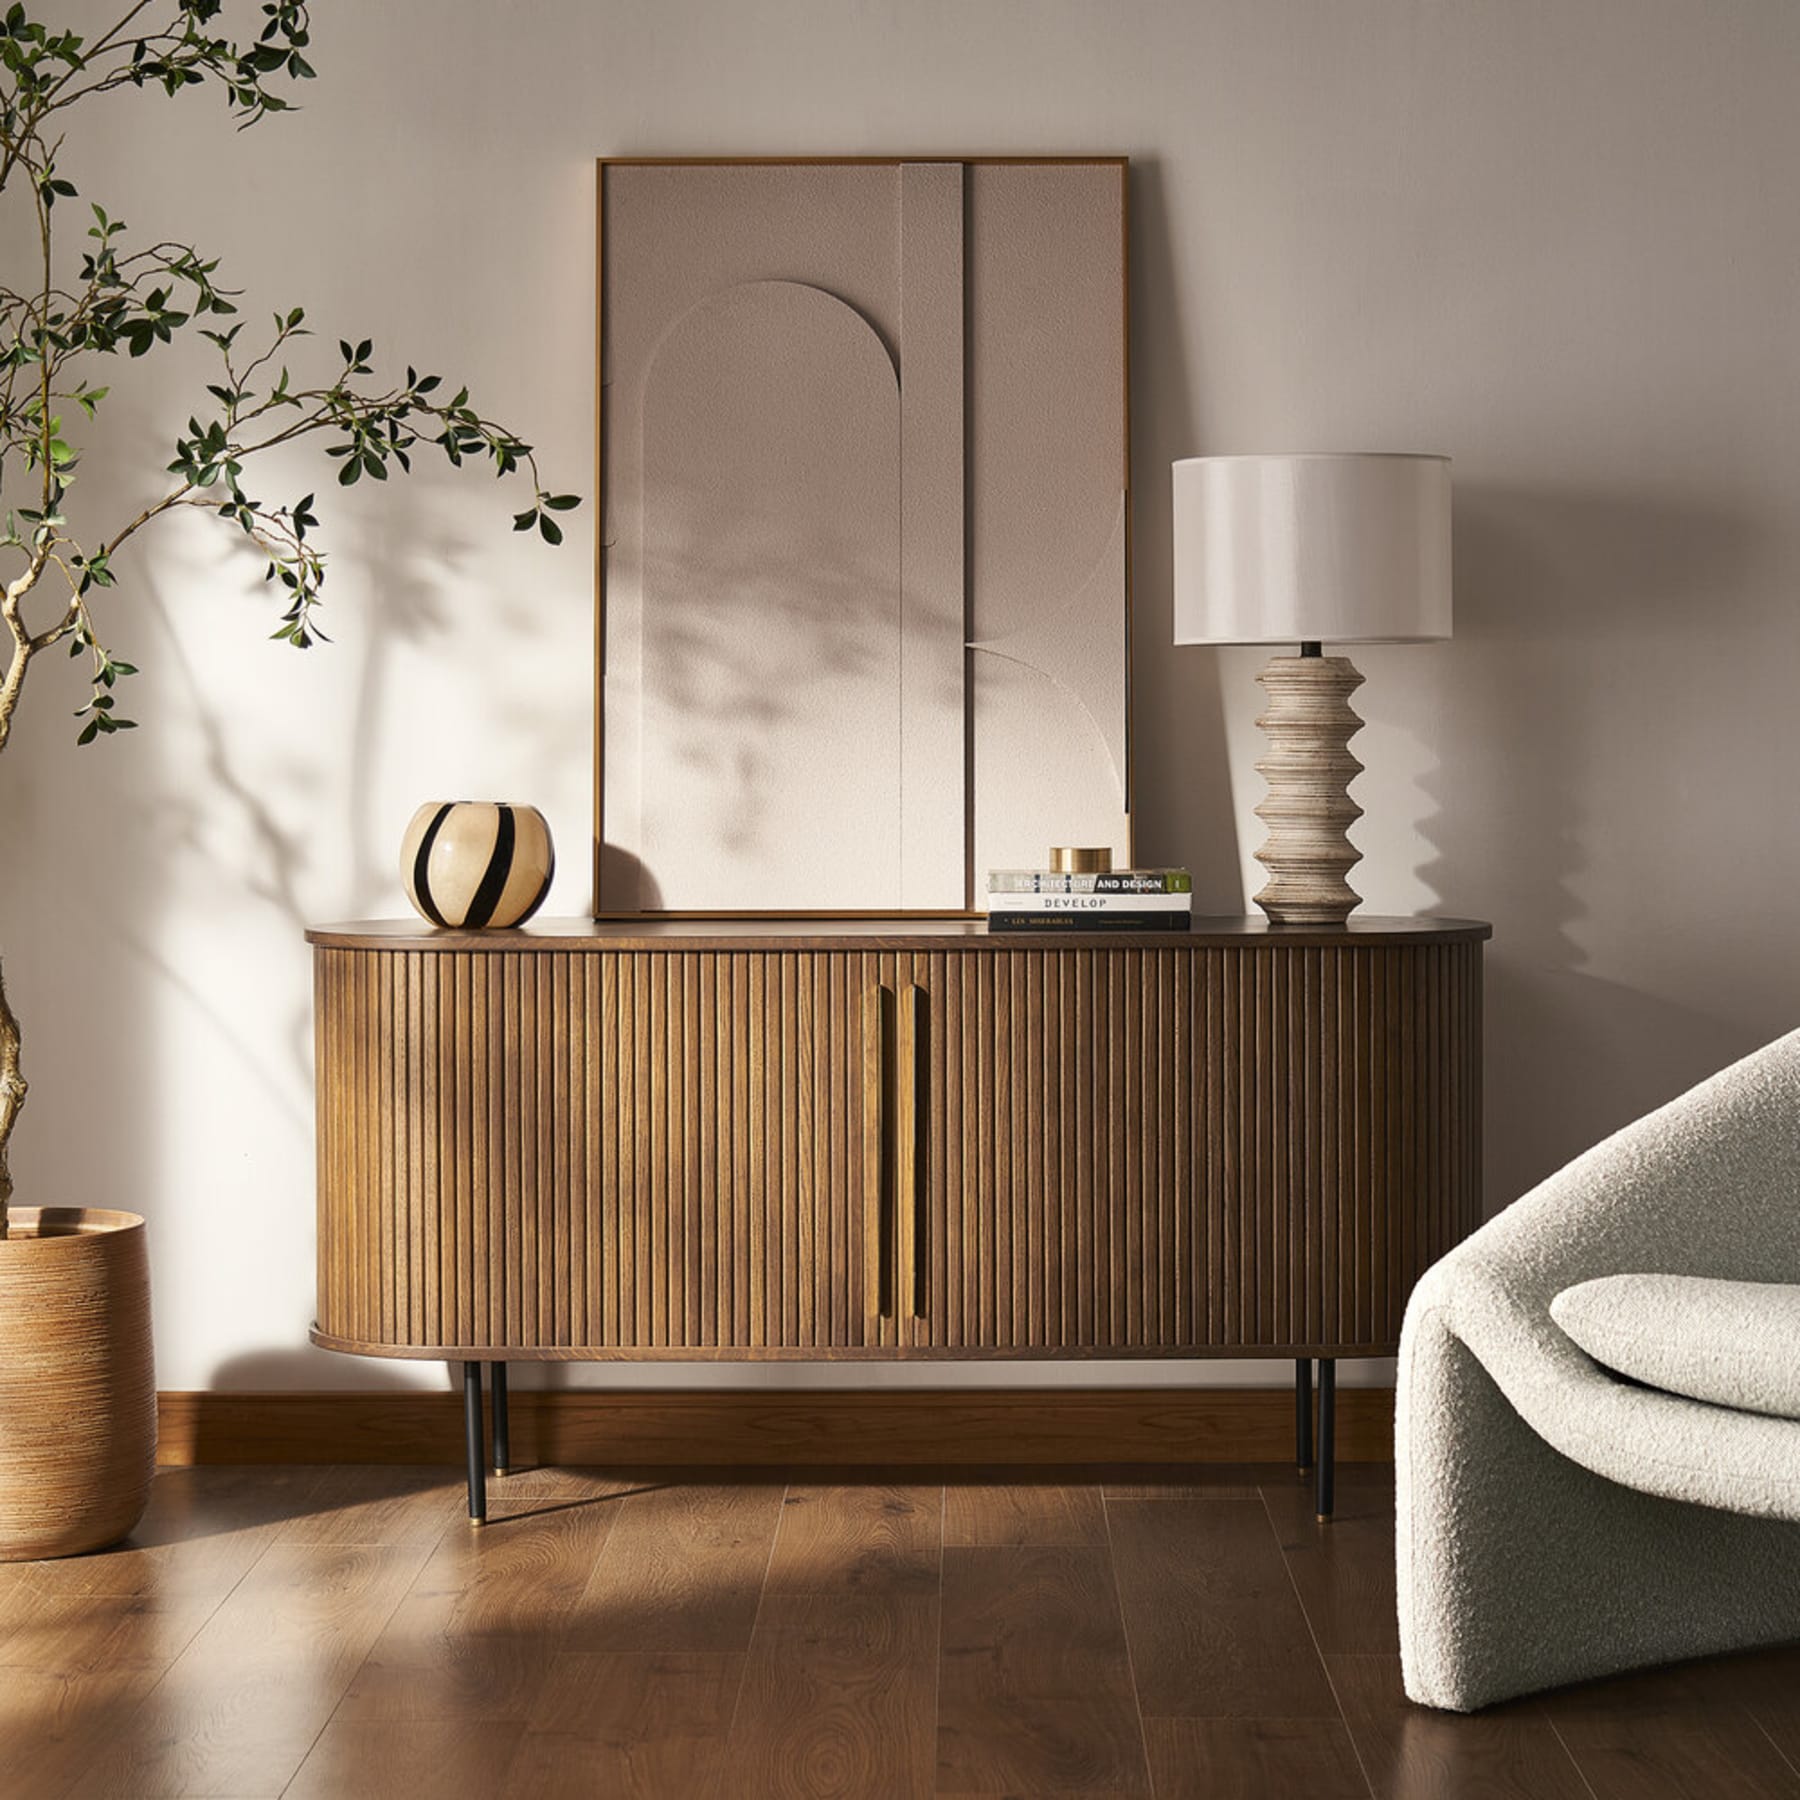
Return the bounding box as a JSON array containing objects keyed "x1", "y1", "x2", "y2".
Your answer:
[
  {"x1": 103, "y1": 478, "x2": 487, "y2": 1397},
  {"x1": 1127, "y1": 158, "x2": 1242, "y2": 907},
  {"x1": 599, "y1": 450, "x2": 929, "y2": 911},
  {"x1": 636, "y1": 482, "x2": 904, "y2": 849},
  {"x1": 1414, "y1": 482, "x2": 1775, "y2": 1212},
  {"x1": 140, "y1": 479, "x2": 472, "y2": 1100},
  {"x1": 340, "y1": 484, "x2": 478, "y2": 917}
]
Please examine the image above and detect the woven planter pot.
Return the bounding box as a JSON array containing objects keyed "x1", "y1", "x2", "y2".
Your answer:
[{"x1": 0, "y1": 1207, "x2": 156, "y2": 1561}]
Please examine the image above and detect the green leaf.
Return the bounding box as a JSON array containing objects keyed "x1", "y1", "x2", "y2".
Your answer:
[{"x1": 538, "y1": 513, "x2": 563, "y2": 546}]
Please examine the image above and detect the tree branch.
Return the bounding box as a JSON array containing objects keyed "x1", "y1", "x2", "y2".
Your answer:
[
  {"x1": 0, "y1": 948, "x2": 24, "y2": 1238},
  {"x1": 0, "y1": 536, "x2": 60, "y2": 752}
]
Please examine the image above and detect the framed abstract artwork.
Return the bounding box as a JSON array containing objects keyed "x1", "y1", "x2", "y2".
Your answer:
[{"x1": 594, "y1": 156, "x2": 1131, "y2": 916}]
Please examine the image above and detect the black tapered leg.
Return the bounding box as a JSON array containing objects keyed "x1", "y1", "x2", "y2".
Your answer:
[
  {"x1": 491, "y1": 1361, "x2": 510, "y2": 1477},
  {"x1": 462, "y1": 1359, "x2": 487, "y2": 1525},
  {"x1": 1315, "y1": 1358, "x2": 1336, "y2": 1520},
  {"x1": 1295, "y1": 1358, "x2": 1314, "y2": 1473}
]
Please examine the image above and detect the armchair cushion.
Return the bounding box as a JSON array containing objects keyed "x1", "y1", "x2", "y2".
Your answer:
[{"x1": 1552, "y1": 1273, "x2": 1800, "y2": 1421}]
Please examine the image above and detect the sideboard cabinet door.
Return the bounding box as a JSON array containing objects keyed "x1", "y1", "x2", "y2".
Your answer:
[
  {"x1": 316, "y1": 947, "x2": 891, "y2": 1353},
  {"x1": 899, "y1": 940, "x2": 1482, "y2": 1355},
  {"x1": 906, "y1": 946, "x2": 1194, "y2": 1351},
  {"x1": 567, "y1": 949, "x2": 881, "y2": 1351}
]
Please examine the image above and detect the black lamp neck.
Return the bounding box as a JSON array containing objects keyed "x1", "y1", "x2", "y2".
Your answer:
[{"x1": 1299, "y1": 640, "x2": 1323, "y2": 658}]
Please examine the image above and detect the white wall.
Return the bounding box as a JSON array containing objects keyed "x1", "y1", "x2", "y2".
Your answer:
[{"x1": 4, "y1": 0, "x2": 1798, "y2": 1393}]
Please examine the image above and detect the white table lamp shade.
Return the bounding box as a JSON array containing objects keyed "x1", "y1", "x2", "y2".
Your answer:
[{"x1": 1172, "y1": 453, "x2": 1452, "y2": 645}]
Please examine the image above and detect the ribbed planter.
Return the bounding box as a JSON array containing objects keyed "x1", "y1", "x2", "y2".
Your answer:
[{"x1": 0, "y1": 1207, "x2": 156, "y2": 1561}]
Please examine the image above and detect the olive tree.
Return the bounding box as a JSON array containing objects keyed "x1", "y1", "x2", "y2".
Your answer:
[{"x1": 0, "y1": 2, "x2": 577, "y2": 1233}]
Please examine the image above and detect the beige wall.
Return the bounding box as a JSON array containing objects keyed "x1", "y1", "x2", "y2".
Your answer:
[{"x1": 4, "y1": 0, "x2": 1797, "y2": 1391}]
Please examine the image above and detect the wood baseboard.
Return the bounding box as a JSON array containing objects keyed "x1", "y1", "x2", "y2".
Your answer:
[{"x1": 155, "y1": 1386, "x2": 1394, "y2": 1468}]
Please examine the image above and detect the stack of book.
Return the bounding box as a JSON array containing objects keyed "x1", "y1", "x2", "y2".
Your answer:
[{"x1": 984, "y1": 867, "x2": 1193, "y2": 932}]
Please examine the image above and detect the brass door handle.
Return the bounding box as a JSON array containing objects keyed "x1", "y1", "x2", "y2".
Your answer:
[
  {"x1": 899, "y1": 983, "x2": 928, "y2": 1319},
  {"x1": 863, "y1": 985, "x2": 894, "y2": 1319}
]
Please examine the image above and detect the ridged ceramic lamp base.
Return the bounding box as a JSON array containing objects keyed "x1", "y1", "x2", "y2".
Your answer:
[{"x1": 1252, "y1": 652, "x2": 1366, "y2": 925}]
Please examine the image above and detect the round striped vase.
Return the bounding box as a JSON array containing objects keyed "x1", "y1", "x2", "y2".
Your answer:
[{"x1": 402, "y1": 801, "x2": 555, "y2": 929}]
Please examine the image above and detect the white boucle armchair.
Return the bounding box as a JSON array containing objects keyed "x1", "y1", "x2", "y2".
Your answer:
[{"x1": 1396, "y1": 1028, "x2": 1800, "y2": 1712}]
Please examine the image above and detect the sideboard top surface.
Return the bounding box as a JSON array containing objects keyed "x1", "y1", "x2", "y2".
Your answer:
[{"x1": 307, "y1": 914, "x2": 1492, "y2": 953}]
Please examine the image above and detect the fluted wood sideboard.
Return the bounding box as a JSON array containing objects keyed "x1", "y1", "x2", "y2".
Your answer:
[{"x1": 308, "y1": 916, "x2": 1489, "y2": 1517}]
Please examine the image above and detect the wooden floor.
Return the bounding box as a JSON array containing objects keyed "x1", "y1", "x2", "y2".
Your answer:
[{"x1": 2, "y1": 1464, "x2": 1797, "y2": 1799}]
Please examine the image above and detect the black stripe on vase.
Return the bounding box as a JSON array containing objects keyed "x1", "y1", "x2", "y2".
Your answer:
[
  {"x1": 463, "y1": 804, "x2": 518, "y2": 929},
  {"x1": 410, "y1": 803, "x2": 454, "y2": 928}
]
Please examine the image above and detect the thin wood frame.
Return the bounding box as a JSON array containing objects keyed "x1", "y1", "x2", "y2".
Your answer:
[{"x1": 592, "y1": 154, "x2": 1134, "y2": 920}]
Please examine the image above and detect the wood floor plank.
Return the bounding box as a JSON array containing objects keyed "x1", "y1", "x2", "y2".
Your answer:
[
  {"x1": 502, "y1": 1650, "x2": 744, "y2": 1799},
  {"x1": 1538, "y1": 1655, "x2": 1800, "y2": 1800},
  {"x1": 943, "y1": 1482, "x2": 1108, "y2": 1546},
  {"x1": 1102, "y1": 1466, "x2": 1267, "y2": 1501},
  {"x1": 70, "y1": 1541, "x2": 431, "y2": 1798},
  {"x1": 0, "y1": 1587, "x2": 221, "y2": 1678},
  {"x1": 1327, "y1": 1651, "x2": 1589, "y2": 1800},
  {"x1": 937, "y1": 1545, "x2": 1149, "y2": 1795},
  {"x1": 0, "y1": 1579, "x2": 41, "y2": 1652},
  {"x1": 766, "y1": 1484, "x2": 942, "y2": 1594},
  {"x1": 729, "y1": 1590, "x2": 940, "y2": 1798},
  {"x1": 280, "y1": 1465, "x2": 464, "y2": 1547},
  {"x1": 564, "y1": 1482, "x2": 786, "y2": 1653},
  {"x1": 1261, "y1": 1466, "x2": 1399, "y2": 1655},
  {"x1": 285, "y1": 1718, "x2": 528, "y2": 1800},
  {"x1": 2, "y1": 1664, "x2": 180, "y2": 1799},
  {"x1": 0, "y1": 1564, "x2": 55, "y2": 1635},
  {"x1": 333, "y1": 1472, "x2": 624, "y2": 1723},
  {"x1": 483, "y1": 1463, "x2": 660, "y2": 1518},
  {"x1": 1721, "y1": 1644, "x2": 1800, "y2": 1776},
  {"x1": 1142, "y1": 1716, "x2": 1370, "y2": 1800},
  {"x1": 336, "y1": 1630, "x2": 562, "y2": 1728},
  {"x1": 1107, "y1": 1493, "x2": 1338, "y2": 1719},
  {"x1": 20, "y1": 1465, "x2": 329, "y2": 1602},
  {"x1": 0, "y1": 1591, "x2": 223, "y2": 1798}
]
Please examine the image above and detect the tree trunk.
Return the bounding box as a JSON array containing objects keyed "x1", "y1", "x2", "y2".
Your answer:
[{"x1": 0, "y1": 948, "x2": 24, "y2": 1239}]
